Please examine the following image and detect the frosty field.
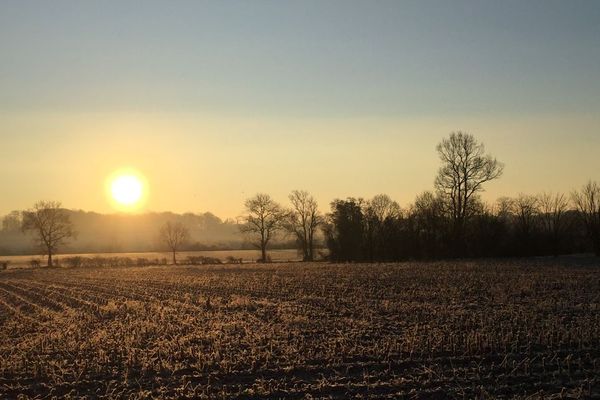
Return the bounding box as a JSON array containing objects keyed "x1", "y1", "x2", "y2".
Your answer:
[{"x1": 1, "y1": 259, "x2": 599, "y2": 399}]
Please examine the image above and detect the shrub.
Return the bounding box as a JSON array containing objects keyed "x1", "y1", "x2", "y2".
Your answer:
[
  {"x1": 64, "y1": 257, "x2": 83, "y2": 268},
  {"x1": 0, "y1": 261, "x2": 8, "y2": 271},
  {"x1": 186, "y1": 256, "x2": 222, "y2": 265},
  {"x1": 202, "y1": 256, "x2": 222, "y2": 265},
  {"x1": 226, "y1": 256, "x2": 243, "y2": 264},
  {"x1": 30, "y1": 259, "x2": 41, "y2": 268}
]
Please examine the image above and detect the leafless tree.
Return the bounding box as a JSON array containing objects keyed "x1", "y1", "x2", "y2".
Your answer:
[
  {"x1": 369, "y1": 194, "x2": 402, "y2": 222},
  {"x1": 435, "y1": 131, "x2": 504, "y2": 253},
  {"x1": 286, "y1": 190, "x2": 322, "y2": 261},
  {"x1": 22, "y1": 201, "x2": 75, "y2": 267},
  {"x1": 512, "y1": 194, "x2": 539, "y2": 237},
  {"x1": 363, "y1": 194, "x2": 402, "y2": 262},
  {"x1": 538, "y1": 192, "x2": 569, "y2": 255},
  {"x1": 572, "y1": 181, "x2": 600, "y2": 255},
  {"x1": 495, "y1": 197, "x2": 514, "y2": 222},
  {"x1": 240, "y1": 194, "x2": 286, "y2": 262},
  {"x1": 159, "y1": 221, "x2": 189, "y2": 265}
]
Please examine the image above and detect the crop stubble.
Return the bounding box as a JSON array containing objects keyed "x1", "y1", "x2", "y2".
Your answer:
[{"x1": 0, "y1": 260, "x2": 599, "y2": 399}]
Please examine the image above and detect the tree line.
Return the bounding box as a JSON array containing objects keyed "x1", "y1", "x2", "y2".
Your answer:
[
  {"x1": 10, "y1": 131, "x2": 600, "y2": 266},
  {"x1": 239, "y1": 132, "x2": 600, "y2": 262}
]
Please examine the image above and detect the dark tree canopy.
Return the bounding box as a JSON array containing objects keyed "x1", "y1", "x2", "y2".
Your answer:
[
  {"x1": 363, "y1": 194, "x2": 402, "y2": 262},
  {"x1": 538, "y1": 192, "x2": 569, "y2": 256},
  {"x1": 572, "y1": 181, "x2": 600, "y2": 255},
  {"x1": 324, "y1": 198, "x2": 365, "y2": 262}
]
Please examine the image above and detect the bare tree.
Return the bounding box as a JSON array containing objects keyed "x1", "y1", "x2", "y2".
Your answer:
[
  {"x1": 435, "y1": 131, "x2": 504, "y2": 254},
  {"x1": 159, "y1": 221, "x2": 189, "y2": 265},
  {"x1": 240, "y1": 194, "x2": 286, "y2": 262},
  {"x1": 369, "y1": 194, "x2": 402, "y2": 222},
  {"x1": 572, "y1": 181, "x2": 600, "y2": 255},
  {"x1": 22, "y1": 201, "x2": 75, "y2": 267},
  {"x1": 363, "y1": 194, "x2": 402, "y2": 262},
  {"x1": 538, "y1": 192, "x2": 569, "y2": 256},
  {"x1": 495, "y1": 197, "x2": 514, "y2": 222},
  {"x1": 286, "y1": 190, "x2": 322, "y2": 261},
  {"x1": 512, "y1": 194, "x2": 539, "y2": 237}
]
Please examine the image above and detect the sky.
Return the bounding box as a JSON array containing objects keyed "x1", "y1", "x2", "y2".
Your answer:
[{"x1": 1, "y1": 0, "x2": 599, "y2": 218}]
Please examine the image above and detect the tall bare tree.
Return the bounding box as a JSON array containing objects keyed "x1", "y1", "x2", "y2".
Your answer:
[
  {"x1": 286, "y1": 190, "x2": 322, "y2": 261},
  {"x1": 538, "y1": 192, "x2": 569, "y2": 255},
  {"x1": 435, "y1": 131, "x2": 504, "y2": 254},
  {"x1": 572, "y1": 181, "x2": 600, "y2": 255},
  {"x1": 159, "y1": 221, "x2": 189, "y2": 265},
  {"x1": 22, "y1": 201, "x2": 75, "y2": 267},
  {"x1": 240, "y1": 194, "x2": 286, "y2": 262}
]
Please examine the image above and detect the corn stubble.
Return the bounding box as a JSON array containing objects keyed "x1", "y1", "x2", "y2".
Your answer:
[{"x1": 0, "y1": 260, "x2": 599, "y2": 399}]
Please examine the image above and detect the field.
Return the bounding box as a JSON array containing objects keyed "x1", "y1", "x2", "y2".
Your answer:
[{"x1": 1, "y1": 259, "x2": 599, "y2": 399}]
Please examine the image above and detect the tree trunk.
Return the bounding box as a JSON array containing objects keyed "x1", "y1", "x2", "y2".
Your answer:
[
  {"x1": 261, "y1": 245, "x2": 267, "y2": 263},
  {"x1": 47, "y1": 250, "x2": 53, "y2": 268},
  {"x1": 302, "y1": 240, "x2": 309, "y2": 261},
  {"x1": 172, "y1": 250, "x2": 177, "y2": 265}
]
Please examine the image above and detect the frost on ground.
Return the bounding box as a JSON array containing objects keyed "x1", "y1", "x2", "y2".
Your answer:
[{"x1": 1, "y1": 260, "x2": 599, "y2": 399}]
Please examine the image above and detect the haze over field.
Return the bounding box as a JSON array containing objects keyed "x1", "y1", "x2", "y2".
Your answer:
[
  {"x1": 3, "y1": 2, "x2": 600, "y2": 399},
  {"x1": 0, "y1": 210, "x2": 247, "y2": 255},
  {"x1": 1, "y1": 1, "x2": 600, "y2": 219}
]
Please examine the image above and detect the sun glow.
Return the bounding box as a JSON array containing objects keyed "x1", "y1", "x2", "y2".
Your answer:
[{"x1": 107, "y1": 171, "x2": 146, "y2": 210}]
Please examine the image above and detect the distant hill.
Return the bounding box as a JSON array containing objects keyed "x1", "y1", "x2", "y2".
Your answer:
[{"x1": 0, "y1": 210, "x2": 292, "y2": 255}]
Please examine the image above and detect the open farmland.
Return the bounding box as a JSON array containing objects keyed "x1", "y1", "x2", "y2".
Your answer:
[{"x1": 1, "y1": 260, "x2": 600, "y2": 399}]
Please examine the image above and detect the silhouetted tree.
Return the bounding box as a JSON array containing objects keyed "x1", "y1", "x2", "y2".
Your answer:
[
  {"x1": 435, "y1": 132, "x2": 504, "y2": 255},
  {"x1": 538, "y1": 192, "x2": 569, "y2": 256},
  {"x1": 409, "y1": 191, "x2": 447, "y2": 259},
  {"x1": 468, "y1": 202, "x2": 507, "y2": 257},
  {"x1": 159, "y1": 221, "x2": 189, "y2": 265},
  {"x1": 240, "y1": 194, "x2": 287, "y2": 262},
  {"x1": 324, "y1": 198, "x2": 365, "y2": 262},
  {"x1": 363, "y1": 194, "x2": 402, "y2": 261},
  {"x1": 495, "y1": 197, "x2": 514, "y2": 221},
  {"x1": 513, "y1": 194, "x2": 539, "y2": 236},
  {"x1": 22, "y1": 201, "x2": 75, "y2": 267},
  {"x1": 491, "y1": 197, "x2": 518, "y2": 255},
  {"x1": 572, "y1": 181, "x2": 600, "y2": 255},
  {"x1": 286, "y1": 190, "x2": 322, "y2": 261},
  {"x1": 512, "y1": 194, "x2": 540, "y2": 255}
]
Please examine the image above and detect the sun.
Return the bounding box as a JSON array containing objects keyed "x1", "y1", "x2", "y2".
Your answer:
[{"x1": 107, "y1": 171, "x2": 146, "y2": 210}]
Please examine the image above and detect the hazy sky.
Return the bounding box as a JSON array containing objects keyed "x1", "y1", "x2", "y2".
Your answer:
[{"x1": 1, "y1": 1, "x2": 599, "y2": 218}]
